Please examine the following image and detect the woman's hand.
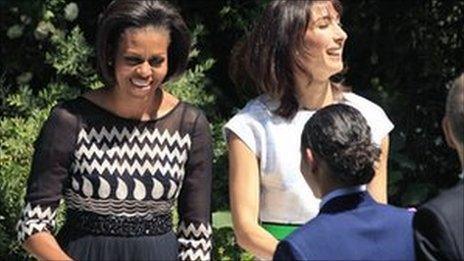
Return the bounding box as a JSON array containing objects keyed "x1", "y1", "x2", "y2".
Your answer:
[{"x1": 23, "y1": 232, "x2": 72, "y2": 261}]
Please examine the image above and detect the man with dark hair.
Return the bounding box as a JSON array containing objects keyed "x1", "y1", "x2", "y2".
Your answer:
[
  {"x1": 413, "y1": 73, "x2": 464, "y2": 261},
  {"x1": 273, "y1": 104, "x2": 414, "y2": 260}
]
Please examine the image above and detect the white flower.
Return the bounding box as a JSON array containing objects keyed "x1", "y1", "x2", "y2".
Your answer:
[
  {"x1": 34, "y1": 21, "x2": 55, "y2": 40},
  {"x1": 20, "y1": 15, "x2": 32, "y2": 25},
  {"x1": 64, "y1": 2, "x2": 79, "y2": 22},
  {"x1": 16, "y1": 72, "x2": 33, "y2": 84},
  {"x1": 7, "y1": 24, "x2": 24, "y2": 39}
]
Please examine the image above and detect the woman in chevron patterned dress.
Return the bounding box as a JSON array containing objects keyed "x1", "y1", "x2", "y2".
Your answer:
[{"x1": 16, "y1": 1, "x2": 212, "y2": 260}]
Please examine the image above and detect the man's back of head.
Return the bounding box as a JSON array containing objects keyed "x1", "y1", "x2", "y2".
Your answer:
[
  {"x1": 443, "y1": 73, "x2": 464, "y2": 167},
  {"x1": 414, "y1": 73, "x2": 464, "y2": 261}
]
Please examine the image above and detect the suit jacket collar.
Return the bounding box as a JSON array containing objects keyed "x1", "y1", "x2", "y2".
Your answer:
[
  {"x1": 320, "y1": 185, "x2": 366, "y2": 209},
  {"x1": 319, "y1": 191, "x2": 376, "y2": 214}
]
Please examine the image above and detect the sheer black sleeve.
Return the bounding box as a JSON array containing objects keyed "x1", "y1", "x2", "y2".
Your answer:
[
  {"x1": 16, "y1": 103, "x2": 78, "y2": 243},
  {"x1": 177, "y1": 111, "x2": 213, "y2": 260}
]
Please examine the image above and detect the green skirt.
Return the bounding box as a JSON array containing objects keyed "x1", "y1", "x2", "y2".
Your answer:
[{"x1": 262, "y1": 222, "x2": 301, "y2": 240}]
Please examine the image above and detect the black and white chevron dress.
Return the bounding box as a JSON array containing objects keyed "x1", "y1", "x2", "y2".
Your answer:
[{"x1": 16, "y1": 97, "x2": 213, "y2": 260}]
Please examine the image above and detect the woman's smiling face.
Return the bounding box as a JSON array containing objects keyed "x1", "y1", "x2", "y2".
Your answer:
[
  {"x1": 113, "y1": 26, "x2": 170, "y2": 99},
  {"x1": 302, "y1": 1, "x2": 347, "y2": 81}
]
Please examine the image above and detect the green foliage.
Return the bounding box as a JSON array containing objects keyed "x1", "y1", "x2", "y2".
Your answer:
[
  {"x1": 213, "y1": 227, "x2": 253, "y2": 261},
  {"x1": 0, "y1": 81, "x2": 79, "y2": 258},
  {"x1": 341, "y1": 0, "x2": 463, "y2": 206},
  {"x1": 166, "y1": 58, "x2": 215, "y2": 107},
  {"x1": 0, "y1": 108, "x2": 48, "y2": 258},
  {"x1": 212, "y1": 211, "x2": 252, "y2": 260},
  {"x1": 218, "y1": 2, "x2": 266, "y2": 32},
  {"x1": 166, "y1": 24, "x2": 215, "y2": 110},
  {"x1": 0, "y1": 1, "x2": 105, "y2": 258},
  {"x1": 45, "y1": 26, "x2": 101, "y2": 88}
]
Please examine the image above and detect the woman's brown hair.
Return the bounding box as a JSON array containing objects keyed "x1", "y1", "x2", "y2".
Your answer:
[{"x1": 230, "y1": 0, "x2": 347, "y2": 119}]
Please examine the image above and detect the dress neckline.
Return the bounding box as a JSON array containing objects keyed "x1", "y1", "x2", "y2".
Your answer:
[
  {"x1": 77, "y1": 96, "x2": 183, "y2": 123},
  {"x1": 257, "y1": 92, "x2": 349, "y2": 113}
]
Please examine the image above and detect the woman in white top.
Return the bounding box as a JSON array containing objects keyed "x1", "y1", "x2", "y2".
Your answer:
[{"x1": 224, "y1": 0, "x2": 393, "y2": 259}]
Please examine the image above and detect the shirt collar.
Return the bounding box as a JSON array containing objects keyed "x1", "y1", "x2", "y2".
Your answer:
[
  {"x1": 320, "y1": 185, "x2": 367, "y2": 209},
  {"x1": 459, "y1": 170, "x2": 464, "y2": 180}
]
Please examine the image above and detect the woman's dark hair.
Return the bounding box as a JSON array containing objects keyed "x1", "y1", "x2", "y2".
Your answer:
[
  {"x1": 96, "y1": 0, "x2": 191, "y2": 87},
  {"x1": 301, "y1": 104, "x2": 380, "y2": 186},
  {"x1": 230, "y1": 0, "x2": 347, "y2": 119}
]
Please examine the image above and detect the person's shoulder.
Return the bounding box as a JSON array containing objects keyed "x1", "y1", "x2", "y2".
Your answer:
[
  {"x1": 176, "y1": 101, "x2": 211, "y2": 132},
  {"x1": 414, "y1": 183, "x2": 463, "y2": 238},
  {"x1": 230, "y1": 95, "x2": 279, "y2": 125},
  {"x1": 420, "y1": 182, "x2": 464, "y2": 213},
  {"x1": 380, "y1": 203, "x2": 414, "y2": 217},
  {"x1": 36, "y1": 98, "x2": 82, "y2": 144},
  {"x1": 286, "y1": 217, "x2": 325, "y2": 243},
  {"x1": 225, "y1": 94, "x2": 274, "y2": 129},
  {"x1": 434, "y1": 181, "x2": 463, "y2": 201},
  {"x1": 343, "y1": 92, "x2": 394, "y2": 143},
  {"x1": 178, "y1": 101, "x2": 204, "y2": 118},
  {"x1": 177, "y1": 101, "x2": 206, "y2": 120},
  {"x1": 236, "y1": 94, "x2": 274, "y2": 116},
  {"x1": 368, "y1": 202, "x2": 414, "y2": 228},
  {"x1": 277, "y1": 220, "x2": 324, "y2": 259},
  {"x1": 48, "y1": 97, "x2": 84, "y2": 123},
  {"x1": 343, "y1": 92, "x2": 385, "y2": 113}
]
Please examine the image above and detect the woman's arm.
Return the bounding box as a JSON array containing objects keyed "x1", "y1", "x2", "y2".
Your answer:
[
  {"x1": 23, "y1": 232, "x2": 72, "y2": 260},
  {"x1": 368, "y1": 135, "x2": 389, "y2": 203},
  {"x1": 228, "y1": 133, "x2": 278, "y2": 259},
  {"x1": 177, "y1": 111, "x2": 213, "y2": 261},
  {"x1": 17, "y1": 104, "x2": 77, "y2": 259}
]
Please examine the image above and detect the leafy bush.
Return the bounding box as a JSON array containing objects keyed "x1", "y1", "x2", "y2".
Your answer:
[
  {"x1": 0, "y1": 84, "x2": 75, "y2": 258},
  {"x1": 341, "y1": 0, "x2": 463, "y2": 205}
]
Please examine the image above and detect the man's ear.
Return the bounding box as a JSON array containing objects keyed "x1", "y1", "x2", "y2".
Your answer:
[
  {"x1": 442, "y1": 116, "x2": 457, "y2": 149},
  {"x1": 304, "y1": 148, "x2": 318, "y2": 173}
]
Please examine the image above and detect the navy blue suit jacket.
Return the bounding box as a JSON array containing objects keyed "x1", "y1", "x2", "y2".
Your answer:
[{"x1": 273, "y1": 192, "x2": 415, "y2": 260}]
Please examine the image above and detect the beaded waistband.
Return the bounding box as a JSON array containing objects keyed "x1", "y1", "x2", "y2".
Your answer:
[{"x1": 65, "y1": 209, "x2": 172, "y2": 237}]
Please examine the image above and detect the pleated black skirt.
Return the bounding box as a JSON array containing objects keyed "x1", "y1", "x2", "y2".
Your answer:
[{"x1": 57, "y1": 227, "x2": 178, "y2": 261}]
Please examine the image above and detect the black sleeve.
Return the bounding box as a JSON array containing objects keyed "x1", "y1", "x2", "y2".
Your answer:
[
  {"x1": 413, "y1": 207, "x2": 456, "y2": 261},
  {"x1": 16, "y1": 104, "x2": 78, "y2": 243},
  {"x1": 177, "y1": 111, "x2": 213, "y2": 260}
]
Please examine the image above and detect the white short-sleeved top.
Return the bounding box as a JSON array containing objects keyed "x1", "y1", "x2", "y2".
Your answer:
[{"x1": 224, "y1": 92, "x2": 394, "y2": 224}]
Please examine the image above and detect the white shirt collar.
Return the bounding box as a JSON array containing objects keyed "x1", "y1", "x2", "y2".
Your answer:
[{"x1": 320, "y1": 185, "x2": 367, "y2": 209}]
